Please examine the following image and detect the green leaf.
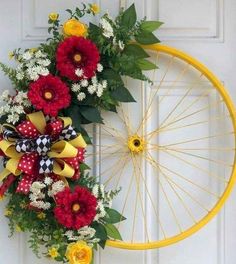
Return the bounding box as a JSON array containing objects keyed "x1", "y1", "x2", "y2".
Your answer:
[
  {"x1": 80, "y1": 106, "x2": 103, "y2": 124},
  {"x1": 136, "y1": 59, "x2": 158, "y2": 70},
  {"x1": 104, "y1": 208, "x2": 126, "y2": 224},
  {"x1": 105, "y1": 224, "x2": 122, "y2": 240},
  {"x1": 111, "y1": 86, "x2": 136, "y2": 102},
  {"x1": 80, "y1": 163, "x2": 90, "y2": 171},
  {"x1": 102, "y1": 69, "x2": 123, "y2": 84},
  {"x1": 63, "y1": 104, "x2": 82, "y2": 131},
  {"x1": 140, "y1": 21, "x2": 164, "y2": 32},
  {"x1": 121, "y1": 3, "x2": 137, "y2": 30},
  {"x1": 123, "y1": 44, "x2": 149, "y2": 59},
  {"x1": 135, "y1": 30, "x2": 160, "y2": 45},
  {"x1": 92, "y1": 222, "x2": 107, "y2": 249}
]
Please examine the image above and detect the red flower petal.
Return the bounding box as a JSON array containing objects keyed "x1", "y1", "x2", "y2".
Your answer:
[
  {"x1": 54, "y1": 186, "x2": 97, "y2": 229},
  {"x1": 28, "y1": 74, "x2": 71, "y2": 117},
  {"x1": 56, "y1": 36, "x2": 100, "y2": 81}
]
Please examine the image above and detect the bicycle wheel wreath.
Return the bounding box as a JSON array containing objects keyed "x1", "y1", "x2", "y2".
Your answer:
[{"x1": 0, "y1": 3, "x2": 162, "y2": 264}]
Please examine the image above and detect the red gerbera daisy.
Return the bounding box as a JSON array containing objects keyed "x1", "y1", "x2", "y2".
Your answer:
[
  {"x1": 56, "y1": 36, "x2": 100, "y2": 81},
  {"x1": 54, "y1": 186, "x2": 97, "y2": 230},
  {"x1": 28, "y1": 74, "x2": 71, "y2": 116}
]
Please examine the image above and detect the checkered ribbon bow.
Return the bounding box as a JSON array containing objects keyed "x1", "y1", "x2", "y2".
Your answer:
[{"x1": 3, "y1": 125, "x2": 78, "y2": 174}]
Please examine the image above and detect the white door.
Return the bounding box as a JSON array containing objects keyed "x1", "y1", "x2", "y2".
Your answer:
[{"x1": 0, "y1": 0, "x2": 236, "y2": 264}]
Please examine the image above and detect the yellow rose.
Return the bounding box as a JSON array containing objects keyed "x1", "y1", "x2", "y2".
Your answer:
[
  {"x1": 0, "y1": 195, "x2": 4, "y2": 201},
  {"x1": 63, "y1": 19, "x2": 87, "y2": 37},
  {"x1": 48, "y1": 247, "x2": 59, "y2": 259},
  {"x1": 90, "y1": 4, "x2": 100, "y2": 14},
  {"x1": 66, "y1": 241, "x2": 92, "y2": 264},
  {"x1": 49, "y1": 12, "x2": 59, "y2": 22}
]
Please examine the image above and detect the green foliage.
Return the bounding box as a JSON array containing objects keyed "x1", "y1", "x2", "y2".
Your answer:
[
  {"x1": 111, "y1": 86, "x2": 136, "y2": 102},
  {"x1": 140, "y1": 21, "x2": 164, "y2": 32},
  {"x1": 104, "y1": 223, "x2": 122, "y2": 240},
  {"x1": 104, "y1": 208, "x2": 126, "y2": 224},
  {"x1": 120, "y1": 4, "x2": 137, "y2": 30}
]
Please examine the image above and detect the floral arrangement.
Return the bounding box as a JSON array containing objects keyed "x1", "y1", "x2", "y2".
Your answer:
[{"x1": 0, "y1": 2, "x2": 162, "y2": 264}]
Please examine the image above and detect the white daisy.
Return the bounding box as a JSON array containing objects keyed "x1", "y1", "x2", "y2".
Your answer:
[
  {"x1": 75, "y1": 68, "x2": 84, "y2": 77},
  {"x1": 100, "y1": 18, "x2": 114, "y2": 38},
  {"x1": 71, "y1": 83, "x2": 81, "y2": 92},
  {"x1": 80, "y1": 79, "x2": 89, "y2": 87},
  {"x1": 77, "y1": 92, "x2": 86, "y2": 101},
  {"x1": 97, "y1": 63, "x2": 103, "y2": 72}
]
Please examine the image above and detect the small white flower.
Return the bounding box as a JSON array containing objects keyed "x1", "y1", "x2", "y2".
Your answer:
[
  {"x1": 50, "y1": 180, "x2": 65, "y2": 196},
  {"x1": 96, "y1": 84, "x2": 104, "y2": 97},
  {"x1": 0, "y1": 90, "x2": 9, "y2": 100},
  {"x1": 87, "y1": 85, "x2": 96, "y2": 95},
  {"x1": 80, "y1": 79, "x2": 88, "y2": 87},
  {"x1": 6, "y1": 113, "x2": 19, "y2": 124},
  {"x1": 102, "y1": 80, "x2": 108, "y2": 89},
  {"x1": 35, "y1": 50, "x2": 46, "y2": 58},
  {"x1": 75, "y1": 68, "x2": 84, "y2": 77},
  {"x1": 44, "y1": 177, "x2": 53, "y2": 186},
  {"x1": 100, "y1": 18, "x2": 114, "y2": 38},
  {"x1": 91, "y1": 76, "x2": 98, "y2": 85},
  {"x1": 92, "y1": 185, "x2": 99, "y2": 197},
  {"x1": 77, "y1": 92, "x2": 86, "y2": 101},
  {"x1": 12, "y1": 105, "x2": 24, "y2": 114},
  {"x1": 22, "y1": 51, "x2": 32, "y2": 61},
  {"x1": 37, "y1": 59, "x2": 51, "y2": 67},
  {"x1": 16, "y1": 72, "x2": 24, "y2": 80},
  {"x1": 43, "y1": 202, "x2": 51, "y2": 210},
  {"x1": 71, "y1": 83, "x2": 81, "y2": 92},
  {"x1": 97, "y1": 63, "x2": 103, "y2": 72},
  {"x1": 118, "y1": 40, "x2": 125, "y2": 50}
]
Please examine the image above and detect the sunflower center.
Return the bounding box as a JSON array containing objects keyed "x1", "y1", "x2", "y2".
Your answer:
[
  {"x1": 128, "y1": 135, "x2": 145, "y2": 154},
  {"x1": 74, "y1": 54, "x2": 82, "y2": 62},
  {"x1": 43, "y1": 91, "x2": 53, "y2": 100},
  {"x1": 72, "y1": 203, "x2": 81, "y2": 212}
]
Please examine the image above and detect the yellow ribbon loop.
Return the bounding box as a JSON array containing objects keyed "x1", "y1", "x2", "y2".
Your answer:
[
  {"x1": 0, "y1": 140, "x2": 22, "y2": 158},
  {"x1": 53, "y1": 160, "x2": 75, "y2": 178},
  {"x1": 48, "y1": 141, "x2": 78, "y2": 158},
  {"x1": 27, "y1": 111, "x2": 46, "y2": 134},
  {"x1": 69, "y1": 134, "x2": 87, "y2": 148}
]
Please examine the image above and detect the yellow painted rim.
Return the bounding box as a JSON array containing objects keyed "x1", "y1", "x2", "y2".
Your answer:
[{"x1": 107, "y1": 44, "x2": 236, "y2": 250}]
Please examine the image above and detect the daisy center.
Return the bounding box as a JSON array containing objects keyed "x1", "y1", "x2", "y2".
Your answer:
[
  {"x1": 128, "y1": 135, "x2": 145, "y2": 154},
  {"x1": 43, "y1": 91, "x2": 53, "y2": 100},
  {"x1": 72, "y1": 203, "x2": 81, "y2": 212},
  {"x1": 74, "y1": 54, "x2": 82, "y2": 62}
]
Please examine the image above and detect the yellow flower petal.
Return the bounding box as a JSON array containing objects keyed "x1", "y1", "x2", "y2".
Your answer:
[
  {"x1": 15, "y1": 225, "x2": 22, "y2": 232},
  {"x1": 49, "y1": 12, "x2": 59, "y2": 22},
  {"x1": 4, "y1": 209, "x2": 12, "y2": 216},
  {"x1": 37, "y1": 212, "x2": 46, "y2": 220},
  {"x1": 48, "y1": 247, "x2": 59, "y2": 259},
  {"x1": 8, "y1": 52, "x2": 14, "y2": 60},
  {"x1": 90, "y1": 3, "x2": 100, "y2": 14},
  {"x1": 66, "y1": 241, "x2": 92, "y2": 264},
  {"x1": 63, "y1": 19, "x2": 87, "y2": 37}
]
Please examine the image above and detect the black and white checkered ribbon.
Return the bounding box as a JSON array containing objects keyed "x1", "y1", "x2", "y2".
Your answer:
[{"x1": 9, "y1": 125, "x2": 78, "y2": 174}]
